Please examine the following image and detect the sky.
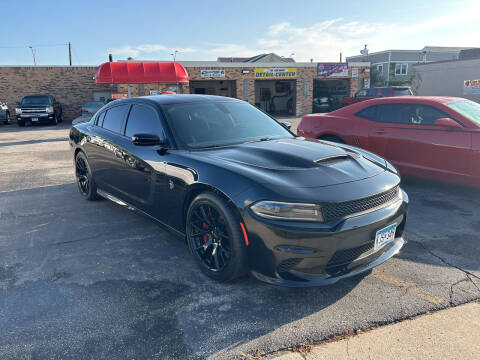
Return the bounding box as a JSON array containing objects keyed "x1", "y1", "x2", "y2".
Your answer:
[{"x1": 0, "y1": 0, "x2": 479, "y2": 65}]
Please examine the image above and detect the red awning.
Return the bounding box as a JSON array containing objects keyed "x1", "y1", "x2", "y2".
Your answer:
[{"x1": 94, "y1": 61, "x2": 189, "y2": 84}]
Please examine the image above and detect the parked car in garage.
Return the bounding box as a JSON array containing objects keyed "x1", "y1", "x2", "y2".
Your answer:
[
  {"x1": 80, "y1": 101, "x2": 105, "y2": 117},
  {"x1": 298, "y1": 96, "x2": 480, "y2": 188},
  {"x1": 0, "y1": 101, "x2": 11, "y2": 124},
  {"x1": 15, "y1": 94, "x2": 63, "y2": 126},
  {"x1": 70, "y1": 95, "x2": 408, "y2": 286},
  {"x1": 340, "y1": 86, "x2": 413, "y2": 107}
]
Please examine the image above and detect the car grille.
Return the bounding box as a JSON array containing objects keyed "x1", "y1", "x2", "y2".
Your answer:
[
  {"x1": 22, "y1": 108, "x2": 47, "y2": 113},
  {"x1": 326, "y1": 241, "x2": 374, "y2": 270},
  {"x1": 322, "y1": 186, "x2": 400, "y2": 222}
]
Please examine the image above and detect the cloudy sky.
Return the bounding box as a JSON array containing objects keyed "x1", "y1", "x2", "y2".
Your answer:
[{"x1": 1, "y1": 0, "x2": 478, "y2": 65}]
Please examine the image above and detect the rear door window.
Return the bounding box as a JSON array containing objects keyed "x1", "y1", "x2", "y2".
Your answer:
[
  {"x1": 366, "y1": 88, "x2": 378, "y2": 96},
  {"x1": 377, "y1": 104, "x2": 411, "y2": 124},
  {"x1": 355, "y1": 106, "x2": 379, "y2": 121},
  {"x1": 125, "y1": 105, "x2": 164, "y2": 138},
  {"x1": 102, "y1": 104, "x2": 129, "y2": 134},
  {"x1": 381, "y1": 88, "x2": 391, "y2": 97}
]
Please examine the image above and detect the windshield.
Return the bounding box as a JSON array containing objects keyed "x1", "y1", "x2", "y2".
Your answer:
[
  {"x1": 21, "y1": 96, "x2": 52, "y2": 105},
  {"x1": 445, "y1": 100, "x2": 480, "y2": 126},
  {"x1": 163, "y1": 101, "x2": 293, "y2": 149},
  {"x1": 393, "y1": 88, "x2": 413, "y2": 96}
]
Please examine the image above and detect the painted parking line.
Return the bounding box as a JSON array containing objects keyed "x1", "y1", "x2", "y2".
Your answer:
[{"x1": 372, "y1": 269, "x2": 446, "y2": 305}]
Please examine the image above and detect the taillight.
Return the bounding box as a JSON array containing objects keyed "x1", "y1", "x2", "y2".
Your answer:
[{"x1": 81, "y1": 109, "x2": 88, "y2": 113}]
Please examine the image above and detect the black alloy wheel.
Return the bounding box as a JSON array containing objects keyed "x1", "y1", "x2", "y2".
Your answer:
[
  {"x1": 75, "y1": 152, "x2": 98, "y2": 200},
  {"x1": 186, "y1": 192, "x2": 248, "y2": 282}
]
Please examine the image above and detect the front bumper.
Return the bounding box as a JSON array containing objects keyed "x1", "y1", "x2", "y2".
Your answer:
[
  {"x1": 243, "y1": 190, "x2": 408, "y2": 286},
  {"x1": 17, "y1": 113, "x2": 54, "y2": 123}
]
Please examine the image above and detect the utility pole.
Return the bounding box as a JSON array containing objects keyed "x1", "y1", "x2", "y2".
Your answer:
[
  {"x1": 28, "y1": 46, "x2": 37, "y2": 66},
  {"x1": 340, "y1": 52, "x2": 342, "y2": 62},
  {"x1": 68, "y1": 42, "x2": 72, "y2": 66}
]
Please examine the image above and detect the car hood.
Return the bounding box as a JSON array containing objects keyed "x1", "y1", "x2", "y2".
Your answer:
[{"x1": 194, "y1": 137, "x2": 387, "y2": 188}]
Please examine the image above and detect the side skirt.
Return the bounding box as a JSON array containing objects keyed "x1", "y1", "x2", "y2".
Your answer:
[{"x1": 97, "y1": 188, "x2": 186, "y2": 240}]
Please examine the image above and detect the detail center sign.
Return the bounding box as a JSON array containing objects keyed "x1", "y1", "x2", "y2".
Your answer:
[
  {"x1": 200, "y1": 69, "x2": 225, "y2": 78},
  {"x1": 254, "y1": 68, "x2": 297, "y2": 79}
]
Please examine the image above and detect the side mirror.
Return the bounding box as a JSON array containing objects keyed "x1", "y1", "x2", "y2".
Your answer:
[
  {"x1": 280, "y1": 121, "x2": 292, "y2": 130},
  {"x1": 132, "y1": 133, "x2": 164, "y2": 146},
  {"x1": 434, "y1": 117, "x2": 463, "y2": 130}
]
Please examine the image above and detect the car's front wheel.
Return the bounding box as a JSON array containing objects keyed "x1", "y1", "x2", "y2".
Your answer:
[
  {"x1": 4, "y1": 112, "x2": 10, "y2": 125},
  {"x1": 75, "y1": 151, "x2": 98, "y2": 200},
  {"x1": 186, "y1": 192, "x2": 248, "y2": 282}
]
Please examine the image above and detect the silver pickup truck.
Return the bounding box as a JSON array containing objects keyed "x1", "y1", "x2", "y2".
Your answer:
[{"x1": 1, "y1": 101, "x2": 11, "y2": 125}]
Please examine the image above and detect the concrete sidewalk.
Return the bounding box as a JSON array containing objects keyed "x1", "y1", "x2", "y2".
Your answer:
[{"x1": 270, "y1": 302, "x2": 480, "y2": 360}]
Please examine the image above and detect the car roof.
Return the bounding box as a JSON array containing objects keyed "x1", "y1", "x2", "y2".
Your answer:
[
  {"x1": 359, "y1": 96, "x2": 465, "y2": 105},
  {"x1": 107, "y1": 94, "x2": 243, "y2": 107}
]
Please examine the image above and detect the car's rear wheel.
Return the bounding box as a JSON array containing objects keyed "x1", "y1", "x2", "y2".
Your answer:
[
  {"x1": 186, "y1": 192, "x2": 248, "y2": 282},
  {"x1": 318, "y1": 134, "x2": 344, "y2": 143},
  {"x1": 75, "y1": 151, "x2": 98, "y2": 200}
]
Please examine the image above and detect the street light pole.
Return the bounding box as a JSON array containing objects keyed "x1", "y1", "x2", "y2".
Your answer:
[{"x1": 28, "y1": 46, "x2": 37, "y2": 66}]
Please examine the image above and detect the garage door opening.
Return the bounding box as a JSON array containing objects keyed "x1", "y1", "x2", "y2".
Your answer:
[
  {"x1": 255, "y1": 80, "x2": 296, "y2": 116},
  {"x1": 190, "y1": 80, "x2": 236, "y2": 98},
  {"x1": 313, "y1": 79, "x2": 350, "y2": 113}
]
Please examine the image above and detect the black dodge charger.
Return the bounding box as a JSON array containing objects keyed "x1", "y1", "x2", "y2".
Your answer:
[{"x1": 69, "y1": 95, "x2": 408, "y2": 286}]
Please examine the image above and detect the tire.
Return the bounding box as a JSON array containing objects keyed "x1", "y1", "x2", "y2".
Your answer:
[
  {"x1": 58, "y1": 112, "x2": 63, "y2": 123},
  {"x1": 75, "y1": 151, "x2": 98, "y2": 200},
  {"x1": 319, "y1": 135, "x2": 345, "y2": 144},
  {"x1": 186, "y1": 191, "x2": 248, "y2": 282},
  {"x1": 52, "y1": 113, "x2": 59, "y2": 125},
  {"x1": 17, "y1": 120, "x2": 25, "y2": 127},
  {"x1": 3, "y1": 112, "x2": 10, "y2": 125}
]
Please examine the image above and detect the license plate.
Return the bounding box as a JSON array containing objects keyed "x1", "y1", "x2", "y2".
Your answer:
[
  {"x1": 31, "y1": 117, "x2": 38, "y2": 122},
  {"x1": 375, "y1": 223, "x2": 397, "y2": 250}
]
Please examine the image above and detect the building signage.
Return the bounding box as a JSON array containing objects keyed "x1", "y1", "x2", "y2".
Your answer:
[
  {"x1": 149, "y1": 90, "x2": 162, "y2": 96},
  {"x1": 317, "y1": 63, "x2": 348, "y2": 77},
  {"x1": 200, "y1": 69, "x2": 225, "y2": 78},
  {"x1": 111, "y1": 92, "x2": 128, "y2": 100},
  {"x1": 464, "y1": 79, "x2": 480, "y2": 95},
  {"x1": 254, "y1": 68, "x2": 297, "y2": 79}
]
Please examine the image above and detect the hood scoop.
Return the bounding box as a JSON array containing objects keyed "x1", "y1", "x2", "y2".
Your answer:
[{"x1": 315, "y1": 152, "x2": 359, "y2": 166}]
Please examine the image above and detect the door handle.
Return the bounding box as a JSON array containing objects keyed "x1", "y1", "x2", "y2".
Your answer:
[{"x1": 375, "y1": 129, "x2": 386, "y2": 135}]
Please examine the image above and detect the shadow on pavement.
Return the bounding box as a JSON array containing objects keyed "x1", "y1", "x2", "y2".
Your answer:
[{"x1": 0, "y1": 183, "x2": 363, "y2": 360}]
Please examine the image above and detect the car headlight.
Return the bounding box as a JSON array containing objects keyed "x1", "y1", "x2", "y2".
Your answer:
[
  {"x1": 250, "y1": 201, "x2": 324, "y2": 222},
  {"x1": 15, "y1": 108, "x2": 22, "y2": 114},
  {"x1": 46, "y1": 106, "x2": 54, "y2": 113}
]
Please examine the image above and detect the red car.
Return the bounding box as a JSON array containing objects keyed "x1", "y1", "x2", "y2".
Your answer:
[
  {"x1": 298, "y1": 96, "x2": 480, "y2": 187},
  {"x1": 340, "y1": 86, "x2": 413, "y2": 107}
]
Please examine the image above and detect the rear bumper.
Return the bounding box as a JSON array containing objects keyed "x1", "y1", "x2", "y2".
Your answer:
[{"x1": 243, "y1": 190, "x2": 408, "y2": 286}]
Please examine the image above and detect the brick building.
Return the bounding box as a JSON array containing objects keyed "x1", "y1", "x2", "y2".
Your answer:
[
  {"x1": 0, "y1": 60, "x2": 370, "y2": 121},
  {"x1": 0, "y1": 66, "x2": 112, "y2": 120}
]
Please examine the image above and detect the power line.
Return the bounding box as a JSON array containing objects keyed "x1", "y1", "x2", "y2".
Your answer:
[{"x1": 0, "y1": 43, "x2": 68, "y2": 49}]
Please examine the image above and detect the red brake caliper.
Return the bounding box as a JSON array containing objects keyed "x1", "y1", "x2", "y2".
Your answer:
[{"x1": 202, "y1": 222, "x2": 209, "y2": 243}]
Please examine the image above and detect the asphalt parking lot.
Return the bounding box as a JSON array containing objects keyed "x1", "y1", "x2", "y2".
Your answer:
[{"x1": 1, "y1": 122, "x2": 479, "y2": 360}]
